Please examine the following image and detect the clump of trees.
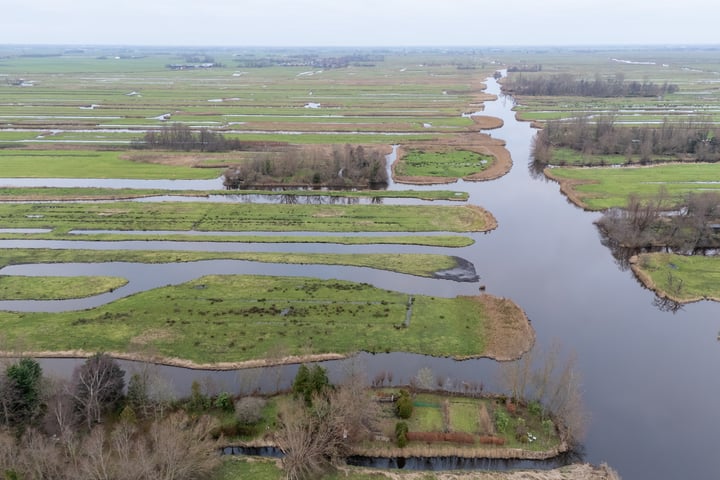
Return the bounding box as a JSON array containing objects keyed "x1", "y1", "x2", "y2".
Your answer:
[
  {"x1": 500, "y1": 343, "x2": 587, "y2": 447},
  {"x1": 597, "y1": 189, "x2": 720, "y2": 252},
  {"x1": 533, "y1": 116, "x2": 720, "y2": 165},
  {"x1": 1, "y1": 354, "x2": 221, "y2": 480},
  {"x1": 223, "y1": 144, "x2": 388, "y2": 189},
  {"x1": 504, "y1": 72, "x2": 677, "y2": 97},
  {"x1": 278, "y1": 366, "x2": 379, "y2": 480},
  {"x1": 133, "y1": 123, "x2": 247, "y2": 152}
]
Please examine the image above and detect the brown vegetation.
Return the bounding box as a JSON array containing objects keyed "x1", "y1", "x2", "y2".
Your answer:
[
  {"x1": 472, "y1": 295, "x2": 535, "y2": 362},
  {"x1": 392, "y1": 135, "x2": 511, "y2": 185}
]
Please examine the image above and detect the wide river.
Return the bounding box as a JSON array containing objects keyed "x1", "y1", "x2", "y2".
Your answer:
[{"x1": 2, "y1": 76, "x2": 719, "y2": 480}]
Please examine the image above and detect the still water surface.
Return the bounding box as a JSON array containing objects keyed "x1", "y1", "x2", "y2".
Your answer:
[{"x1": 5, "y1": 77, "x2": 720, "y2": 479}]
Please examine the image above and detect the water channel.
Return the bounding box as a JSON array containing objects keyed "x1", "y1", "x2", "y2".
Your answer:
[{"x1": 2, "y1": 76, "x2": 719, "y2": 479}]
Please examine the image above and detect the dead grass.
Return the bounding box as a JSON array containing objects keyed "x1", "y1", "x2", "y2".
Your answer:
[
  {"x1": 469, "y1": 295, "x2": 535, "y2": 362},
  {"x1": 334, "y1": 463, "x2": 621, "y2": 480}
]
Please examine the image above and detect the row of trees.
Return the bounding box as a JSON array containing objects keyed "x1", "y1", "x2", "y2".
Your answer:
[
  {"x1": 533, "y1": 116, "x2": 720, "y2": 164},
  {"x1": 223, "y1": 144, "x2": 388, "y2": 189},
  {"x1": 503, "y1": 73, "x2": 677, "y2": 97},
  {"x1": 133, "y1": 124, "x2": 248, "y2": 152}
]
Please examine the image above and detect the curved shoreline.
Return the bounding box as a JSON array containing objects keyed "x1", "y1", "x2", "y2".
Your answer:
[{"x1": 629, "y1": 254, "x2": 720, "y2": 305}]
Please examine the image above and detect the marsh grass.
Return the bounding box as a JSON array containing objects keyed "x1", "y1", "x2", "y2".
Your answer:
[
  {"x1": 0, "y1": 249, "x2": 459, "y2": 278},
  {"x1": 0, "y1": 275, "x2": 127, "y2": 300},
  {"x1": 0, "y1": 275, "x2": 507, "y2": 364},
  {"x1": 395, "y1": 149, "x2": 493, "y2": 179},
  {"x1": 633, "y1": 252, "x2": 720, "y2": 303},
  {"x1": 0, "y1": 202, "x2": 492, "y2": 232},
  {"x1": 546, "y1": 163, "x2": 720, "y2": 210}
]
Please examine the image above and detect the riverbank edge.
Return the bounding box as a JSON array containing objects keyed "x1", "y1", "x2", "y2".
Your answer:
[
  {"x1": 391, "y1": 136, "x2": 512, "y2": 186},
  {"x1": 221, "y1": 457, "x2": 621, "y2": 480},
  {"x1": 629, "y1": 254, "x2": 720, "y2": 304}
]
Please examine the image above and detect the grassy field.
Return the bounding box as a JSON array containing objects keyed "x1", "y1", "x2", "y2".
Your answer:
[
  {"x1": 0, "y1": 275, "x2": 127, "y2": 300},
  {"x1": 633, "y1": 253, "x2": 720, "y2": 303},
  {"x1": 0, "y1": 149, "x2": 224, "y2": 179},
  {"x1": 0, "y1": 186, "x2": 469, "y2": 202},
  {"x1": 0, "y1": 275, "x2": 514, "y2": 365},
  {"x1": 0, "y1": 202, "x2": 493, "y2": 233},
  {"x1": 394, "y1": 148, "x2": 493, "y2": 179},
  {"x1": 0, "y1": 249, "x2": 461, "y2": 278},
  {"x1": 545, "y1": 163, "x2": 720, "y2": 210}
]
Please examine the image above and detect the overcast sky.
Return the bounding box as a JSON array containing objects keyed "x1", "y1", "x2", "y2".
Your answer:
[{"x1": 4, "y1": 0, "x2": 719, "y2": 47}]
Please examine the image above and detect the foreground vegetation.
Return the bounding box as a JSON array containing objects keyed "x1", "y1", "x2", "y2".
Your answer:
[{"x1": 214, "y1": 457, "x2": 620, "y2": 480}]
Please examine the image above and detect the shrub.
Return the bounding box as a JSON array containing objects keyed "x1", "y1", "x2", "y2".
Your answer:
[
  {"x1": 395, "y1": 390, "x2": 413, "y2": 419},
  {"x1": 235, "y1": 397, "x2": 267, "y2": 425},
  {"x1": 406, "y1": 432, "x2": 475, "y2": 444},
  {"x1": 478, "y1": 435, "x2": 505, "y2": 446},
  {"x1": 494, "y1": 408, "x2": 510, "y2": 434},
  {"x1": 214, "y1": 392, "x2": 234, "y2": 412},
  {"x1": 395, "y1": 421, "x2": 409, "y2": 448}
]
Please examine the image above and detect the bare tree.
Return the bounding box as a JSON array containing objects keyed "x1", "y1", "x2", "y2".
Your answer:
[
  {"x1": 71, "y1": 353, "x2": 125, "y2": 429},
  {"x1": 277, "y1": 378, "x2": 379, "y2": 480}
]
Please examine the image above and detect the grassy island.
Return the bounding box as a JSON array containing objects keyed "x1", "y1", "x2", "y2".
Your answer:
[{"x1": 0, "y1": 275, "x2": 533, "y2": 367}]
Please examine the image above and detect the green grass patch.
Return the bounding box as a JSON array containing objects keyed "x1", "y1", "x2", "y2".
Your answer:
[
  {"x1": 0, "y1": 275, "x2": 493, "y2": 364},
  {"x1": 0, "y1": 149, "x2": 223, "y2": 179},
  {"x1": 0, "y1": 202, "x2": 492, "y2": 233},
  {"x1": 448, "y1": 399, "x2": 481, "y2": 434},
  {"x1": 0, "y1": 249, "x2": 459, "y2": 279},
  {"x1": 395, "y1": 149, "x2": 493, "y2": 179},
  {"x1": 0, "y1": 275, "x2": 127, "y2": 300},
  {"x1": 547, "y1": 163, "x2": 720, "y2": 210},
  {"x1": 0, "y1": 187, "x2": 469, "y2": 202},
  {"x1": 635, "y1": 252, "x2": 720, "y2": 303}
]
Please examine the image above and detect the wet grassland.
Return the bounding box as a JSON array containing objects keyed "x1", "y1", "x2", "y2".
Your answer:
[
  {"x1": 498, "y1": 46, "x2": 720, "y2": 303},
  {"x1": 0, "y1": 48, "x2": 534, "y2": 368}
]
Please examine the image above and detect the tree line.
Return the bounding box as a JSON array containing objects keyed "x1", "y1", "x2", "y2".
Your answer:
[
  {"x1": 533, "y1": 116, "x2": 720, "y2": 165},
  {"x1": 0, "y1": 354, "x2": 220, "y2": 480},
  {"x1": 132, "y1": 123, "x2": 248, "y2": 152},
  {"x1": 223, "y1": 144, "x2": 388, "y2": 189},
  {"x1": 503, "y1": 73, "x2": 678, "y2": 97}
]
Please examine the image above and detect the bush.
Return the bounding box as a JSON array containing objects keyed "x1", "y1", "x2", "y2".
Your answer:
[
  {"x1": 494, "y1": 408, "x2": 510, "y2": 434},
  {"x1": 478, "y1": 435, "x2": 505, "y2": 446},
  {"x1": 395, "y1": 421, "x2": 409, "y2": 448},
  {"x1": 234, "y1": 397, "x2": 267, "y2": 425},
  {"x1": 406, "y1": 431, "x2": 475, "y2": 444},
  {"x1": 214, "y1": 392, "x2": 234, "y2": 412},
  {"x1": 395, "y1": 390, "x2": 413, "y2": 419}
]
